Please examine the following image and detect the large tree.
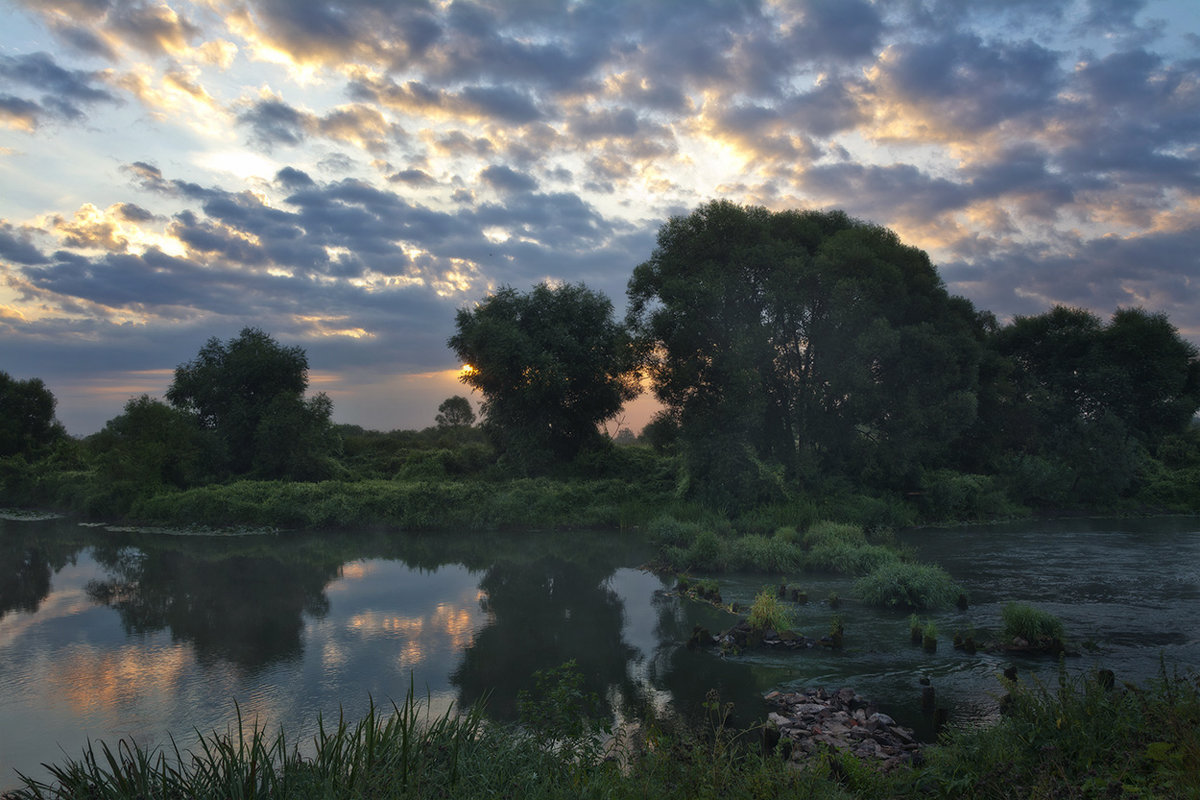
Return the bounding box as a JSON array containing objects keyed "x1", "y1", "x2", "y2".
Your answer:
[
  {"x1": 0, "y1": 371, "x2": 64, "y2": 459},
  {"x1": 627, "y1": 201, "x2": 984, "y2": 504},
  {"x1": 448, "y1": 282, "x2": 639, "y2": 471},
  {"x1": 166, "y1": 328, "x2": 339, "y2": 479}
]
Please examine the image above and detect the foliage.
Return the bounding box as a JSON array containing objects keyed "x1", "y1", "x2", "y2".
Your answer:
[
  {"x1": 802, "y1": 521, "x2": 868, "y2": 548},
  {"x1": 728, "y1": 533, "x2": 803, "y2": 574},
  {"x1": 804, "y1": 539, "x2": 898, "y2": 576},
  {"x1": 918, "y1": 668, "x2": 1200, "y2": 799},
  {"x1": 128, "y1": 477, "x2": 677, "y2": 532},
  {"x1": 853, "y1": 561, "x2": 963, "y2": 610},
  {"x1": 1001, "y1": 602, "x2": 1065, "y2": 643},
  {"x1": 984, "y1": 306, "x2": 1200, "y2": 508},
  {"x1": 435, "y1": 396, "x2": 476, "y2": 429},
  {"x1": 627, "y1": 200, "x2": 985, "y2": 505},
  {"x1": 517, "y1": 660, "x2": 603, "y2": 752},
  {"x1": 449, "y1": 282, "x2": 640, "y2": 473},
  {"x1": 0, "y1": 371, "x2": 65, "y2": 459},
  {"x1": 166, "y1": 328, "x2": 340, "y2": 479},
  {"x1": 747, "y1": 587, "x2": 792, "y2": 632}
]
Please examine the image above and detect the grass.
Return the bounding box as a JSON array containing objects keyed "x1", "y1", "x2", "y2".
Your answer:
[
  {"x1": 15, "y1": 667, "x2": 1198, "y2": 800},
  {"x1": 747, "y1": 587, "x2": 793, "y2": 632},
  {"x1": 852, "y1": 561, "x2": 963, "y2": 610},
  {"x1": 1001, "y1": 602, "x2": 1065, "y2": 643},
  {"x1": 917, "y1": 665, "x2": 1200, "y2": 798}
]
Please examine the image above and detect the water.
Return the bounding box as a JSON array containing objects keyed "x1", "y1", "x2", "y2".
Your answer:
[{"x1": 2, "y1": 515, "x2": 1198, "y2": 791}]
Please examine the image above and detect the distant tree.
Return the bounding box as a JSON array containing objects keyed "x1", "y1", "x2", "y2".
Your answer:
[
  {"x1": 166, "y1": 327, "x2": 340, "y2": 479},
  {"x1": 639, "y1": 410, "x2": 680, "y2": 453},
  {"x1": 0, "y1": 371, "x2": 64, "y2": 458},
  {"x1": 436, "y1": 395, "x2": 476, "y2": 428},
  {"x1": 613, "y1": 427, "x2": 636, "y2": 445},
  {"x1": 627, "y1": 201, "x2": 984, "y2": 505},
  {"x1": 448, "y1": 282, "x2": 640, "y2": 472},
  {"x1": 988, "y1": 305, "x2": 1200, "y2": 504}
]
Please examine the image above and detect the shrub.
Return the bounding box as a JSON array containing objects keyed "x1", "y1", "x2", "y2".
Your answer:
[
  {"x1": 728, "y1": 534, "x2": 803, "y2": 573},
  {"x1": 801, "y1": 520, "x2": 867, "y2": 548},
  {"x1": 1002, "y1": 602, "x2": 1065, "y2": 642},
  {"x1": 686, "y1": 529, "x2": 727, "y2": 571},
  {"x1": 853, "y1": 561, "x2": 963, "y2": 610},
  {"x1": 747, "y1": 587, "x2": 792, "y2": 632},
  {"x1": 804, "y1": 539, "x2": 898, "y2": 575},
  {"x1": 646, "y1": 515, "x2": 704, "y2": 548}
]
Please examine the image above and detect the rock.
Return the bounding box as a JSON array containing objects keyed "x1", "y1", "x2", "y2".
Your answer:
[{"x1": 765, "y1": 687, "x2": 923, "y2": 772}]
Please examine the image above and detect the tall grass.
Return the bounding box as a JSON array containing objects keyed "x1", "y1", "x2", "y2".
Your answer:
[
  {"x1": 852, "y1": 561, "x2": 963, "y2": 610},
  {"x1": 919, "y1": 666, "x2": 1200, "y2": 798},
  {"x1": 747, "y1": 587, "x2": 793, "y2": 632},
  {"x1": 1001, "y1": 602, "x2": 1064, "y2": 642}
]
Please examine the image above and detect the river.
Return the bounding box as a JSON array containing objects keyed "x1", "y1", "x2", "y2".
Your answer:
[{"x1": 1, "y1": 514, "x2": 1197, "y2": 792}]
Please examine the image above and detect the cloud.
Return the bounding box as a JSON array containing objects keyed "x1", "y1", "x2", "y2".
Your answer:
[
  {"x1": 479, "y1": 165, "x2": 537, "y2": 194},
  {"x1": 0, "y1": 51, "x2": 119, "y2": 127},
  {"x1": 18, "y1": 0, "x2": 201, "y2": 60}
]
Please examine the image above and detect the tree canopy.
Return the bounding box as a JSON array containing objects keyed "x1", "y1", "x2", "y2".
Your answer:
[
  {"x1": 0, "y1": 371, "x2": 64, "y2": 459},
  {"x1": 627, "y1": 200, "x2": 985, "y2": 506},
  {"x1": 166, "y1": 327, "x2": 339, "y2": 480},
  {"x1": 449, "y1": 282, "x2": 639, "y2": 472}
]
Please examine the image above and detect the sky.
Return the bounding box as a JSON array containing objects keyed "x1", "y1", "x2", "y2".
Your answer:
[{"x1": 1, "y1": 0, "x2": 1198, "y2": 436}]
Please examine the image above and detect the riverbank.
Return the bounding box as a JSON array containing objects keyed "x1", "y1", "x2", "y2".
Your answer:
[{"x1": 5, "y1": 669, "x2": 1196, "y2": 800}]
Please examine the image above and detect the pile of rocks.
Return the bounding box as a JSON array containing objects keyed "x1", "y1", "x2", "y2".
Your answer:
[{"x1": 763, "y1": 687, "x2": 923, "y2": 773}]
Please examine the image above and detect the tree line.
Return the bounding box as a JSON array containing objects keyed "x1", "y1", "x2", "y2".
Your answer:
[
  {"x1": 3, "y1": 200, "x2": 1199, "y2": 518},
  {"x1": 451, "y1": 201, "x2": 1200, "y2": 511}
]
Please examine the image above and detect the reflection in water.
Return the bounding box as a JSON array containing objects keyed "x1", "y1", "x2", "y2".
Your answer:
[
  {"x1": 85, "y1": 541, "x2": 341, "y2": 671},
  {"x1": 452, "y1": 555, "x2": 640, "y2": 720},
  {"x1": 0, "y1": 528, "x2": 82, "y2": 619},
  {"x1": 2, "y1": 516, "x2": 1197, "y2": 794}
]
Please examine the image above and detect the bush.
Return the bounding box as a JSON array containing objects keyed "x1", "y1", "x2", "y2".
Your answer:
[
  {"x1": 802, "y1": 520, "x2": 868, "y2": 548},
  {"x1": 804, "y1": 539, "x2": 898, "y2": 575},
  {"x1": 728, "y1": 534, "x2": 803, "y2": 573},
  {"x1": 1002, "y1": 602, "x2": 1065, "y2": 642},
  {"x1": 853, "y1": 561, "x2": 963, "y2": 610},
  {"x1": 747, "y1": 587, "x2": 792, "y2": 632}
]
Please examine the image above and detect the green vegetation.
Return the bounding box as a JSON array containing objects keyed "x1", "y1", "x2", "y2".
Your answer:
[
  {"x1": 1002, "y1": 602, "x2": 1065, "y2": 643},
  {"x1": 747, "y1": 587, "x2": 792, "y2": 632},
  {"x1": 853, "y1": 561, "x2": 964, "y2": 611},
  {"x1": 449, "y1": 282, "x2": 638, "y2": 474},
  {"x1": 12, "y1": 668, "x2": 1198, "y2": 800}
]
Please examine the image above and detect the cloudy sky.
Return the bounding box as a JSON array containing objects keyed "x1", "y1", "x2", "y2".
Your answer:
[{"x1": 1, "y1": 0, "x2": 1198, "y2": 435}]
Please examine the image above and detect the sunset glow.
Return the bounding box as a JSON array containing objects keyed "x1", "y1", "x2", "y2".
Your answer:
[{"x1": 0, "y1": 0, "x2": 1197, "y2": 434}]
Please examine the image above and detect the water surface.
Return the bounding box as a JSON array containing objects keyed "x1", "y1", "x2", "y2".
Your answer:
[{"x1": 2, "y1": 515, "x2": 1197, "y2": 791}]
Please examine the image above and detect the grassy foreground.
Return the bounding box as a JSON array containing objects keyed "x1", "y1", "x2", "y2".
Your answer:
[{"x1": 8, "y1": 666, "x2": 1198, "y2": 800}]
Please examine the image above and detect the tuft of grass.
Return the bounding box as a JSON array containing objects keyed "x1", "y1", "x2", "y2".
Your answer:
[
  {"x1": 747, "y1": 587, "x2": 793, "y2": 632},
  {"x1": 853, "y1": 561, "x2": 963, "y2": 611},
  {"x1": 1001, "y1": 602, "x2": 1065, "y2": 643}
]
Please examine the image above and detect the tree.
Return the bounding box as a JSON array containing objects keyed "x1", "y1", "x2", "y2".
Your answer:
[
  {"x1": 987, "y1": 305, "x2": 1200, "y2": 503},
  {"x1": 89, "y1": 395, "x2": 210, "y2": 490},
  {"x1": 435, "y1": 395, "x2": 476, "y2": 429},
  {"x1": 448, "y1": 283, "x2": 639, "y2": 471},
  {"x1": 627, "y1": 201, "x2": 984, "y2": 505},
  {"x1": 166, "y1": 328, "x2": 339, "y2": 478},
  {"x1": 0, "y1": 371, "x2": 64, "y2": 458}
]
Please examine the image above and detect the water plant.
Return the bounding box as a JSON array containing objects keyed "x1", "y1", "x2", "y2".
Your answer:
[
  {"x1": 909, "y1": 614, "x2": 923, "y2": 644},
  {"x1": 922, "y1": 621, "x2": 938, "y2": 653},
  {"x1": 747, "y1": 586, "x2": 792, "y2": 632},
  {"x1": 1002, "y1": 602, "x2": 1065, "y2": 643},
  {"x1": 853, "y1": 561, "x2": 964, "y2": 610}
]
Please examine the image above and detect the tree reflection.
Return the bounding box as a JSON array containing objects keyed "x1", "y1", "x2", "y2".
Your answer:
[
  {"x1": 86, "y1": 539, "x2": 339, "y2": 671},
  {"x1": 0, "y1": 523, "x2": 82, "y2": 619},
  {"x1": 452, "y1": 555, "x2": 638, "y2": 720}
]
